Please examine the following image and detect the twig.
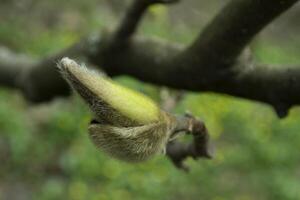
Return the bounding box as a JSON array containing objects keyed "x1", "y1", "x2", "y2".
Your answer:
[
  {"x1": 166, "y1": 113, "x2": 212, "y2": 172},
  {"x1": 113, "y1": 0, "x2": 179, "y2": 42}
]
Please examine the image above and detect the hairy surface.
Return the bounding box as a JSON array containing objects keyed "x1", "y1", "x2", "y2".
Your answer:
[
  {"x1": 58, "y1": 58, "x2": 177, "y2": 162},
  {"x1": 89, "y1": 119, "x2": 171, "y2": 162},
  {"x1": 58, "y1": 57, "x2": 161, "y2": 126}
]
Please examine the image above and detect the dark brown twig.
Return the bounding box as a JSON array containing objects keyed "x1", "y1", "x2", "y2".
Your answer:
[
  {"x1": 159, "y1": 88, "x2": 211, "y2": 171},
  {"x1": 166, "y1": 113, "x2": 212, "y2": 172},
  {"x1": 113, "y1": 0, "x2": 179, "y2": 42}
]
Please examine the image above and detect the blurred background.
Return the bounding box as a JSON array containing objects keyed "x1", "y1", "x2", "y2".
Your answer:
[{"x1": 1, "y1": 0, "x2": 300, "y2": 199}]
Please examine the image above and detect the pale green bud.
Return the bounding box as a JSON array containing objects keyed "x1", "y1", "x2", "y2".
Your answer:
[{"x1": 58, "y1": 58, "x2": 177, "y2": 162}]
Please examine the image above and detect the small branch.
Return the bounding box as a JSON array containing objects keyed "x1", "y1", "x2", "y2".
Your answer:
[
  {"x1": 166, "y1": 114, "x2": 212, "y2": 172},
  {"x1": 113, "y1": 0, "x2": 178, "y2": 42}
]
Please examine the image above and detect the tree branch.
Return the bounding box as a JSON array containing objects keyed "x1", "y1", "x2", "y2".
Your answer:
[
  {"x1": 184, "y1": 0, "x2": 299, "y2": 69},
  {"x1": 0, "y1": 38, "x2": 91, "y2": 102},
  {"x1": 0, "y1": 47, "x2": 36, "y2": 88},
  {"x1": 91, "y1": 0, "x2": 299, "y2": 117},
  {"x1": 0, "y1": 0, "x2": 298, "y2": 119}
]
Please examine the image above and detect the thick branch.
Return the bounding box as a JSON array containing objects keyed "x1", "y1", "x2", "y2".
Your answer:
[
  {"x1": 0, "y1": 0, "x2": 299, "y2": 117},
  {"x1": 0, "y1": 47, "x2": 36, "y2": 88},
  {"x1": 90, "y1": 0, "x2": 300, "y2": 117},
  {"x1": 184, "y1": 0, "x2": 299, "y2": 69},
  {"x1": 0, "y1": 38, "x2": 91, "y2": 102}
]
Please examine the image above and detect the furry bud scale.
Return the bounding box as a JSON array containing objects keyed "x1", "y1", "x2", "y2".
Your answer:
[{"x1": 58, "y1": 57, "x2": 177, "y2": 162}]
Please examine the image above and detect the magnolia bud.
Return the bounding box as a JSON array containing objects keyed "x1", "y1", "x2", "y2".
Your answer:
[{"x1": 58, "y1": 58, "x2": 178, "y2": 162}]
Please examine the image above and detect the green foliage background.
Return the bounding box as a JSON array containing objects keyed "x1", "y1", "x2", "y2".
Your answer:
[{"x1": 1, "y1": 0, "x2": 300, "y2": 199}]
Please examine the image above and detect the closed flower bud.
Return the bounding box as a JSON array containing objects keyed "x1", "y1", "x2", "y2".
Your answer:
[{"x1": 58, "y1": 57, "x2": 177, "y2": 162}]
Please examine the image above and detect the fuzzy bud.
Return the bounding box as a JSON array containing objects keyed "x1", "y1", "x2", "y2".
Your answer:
[{"x1": 58, "y1": 57, "x2": 177, "y2": 162}]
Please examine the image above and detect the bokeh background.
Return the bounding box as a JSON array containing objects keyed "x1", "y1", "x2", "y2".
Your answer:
[{"x1": 1, "y1": 0, "x2": 300, "y2": 199}]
